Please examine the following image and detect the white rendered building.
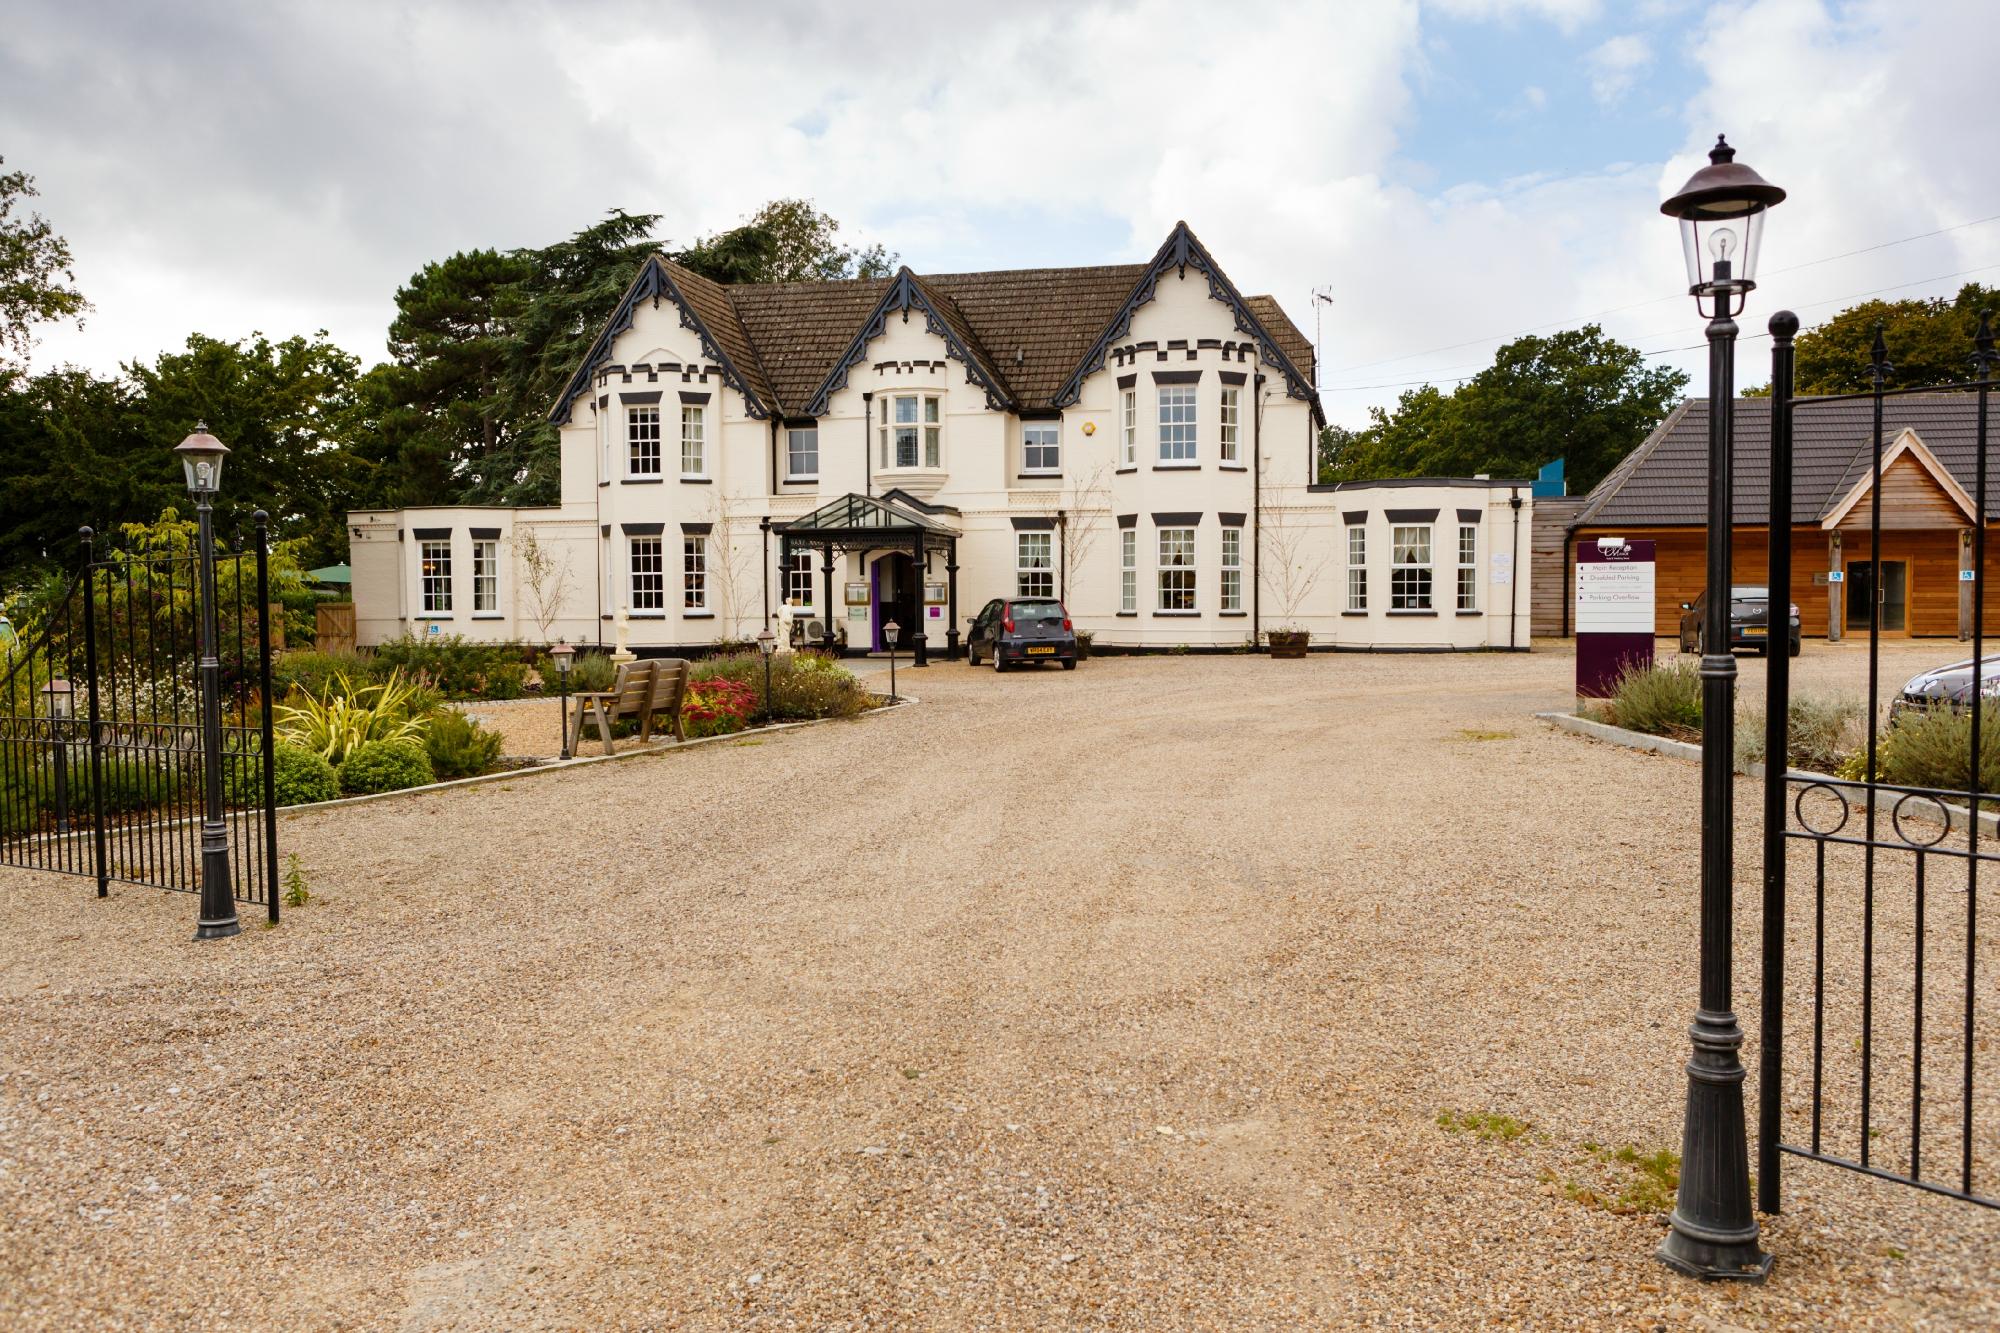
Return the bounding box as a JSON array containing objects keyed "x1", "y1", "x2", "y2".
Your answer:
[{"x1": 349, "y1": 223, "x2": 1533, "y2": 657}]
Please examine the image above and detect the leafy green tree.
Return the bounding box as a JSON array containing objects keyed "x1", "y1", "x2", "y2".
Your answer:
[
  {"x1": 0, "y1": 366, "x2": 163, "y2": 573},
  {"x1": 682, "y1": 199, "x2": 894, "y2": 284},
  {"x1": 124, "y1": 332, "x2": 365, "y2": 564},
  {"x1": 1791, "y1": 282, "x2": 2000, "y2": 395},
  {"x1": 0, "y1": 159, "x2": 89, "y2": 366},
  {"x1": 1321, "y1": 326, "x2": 1686, "y2": 493}
]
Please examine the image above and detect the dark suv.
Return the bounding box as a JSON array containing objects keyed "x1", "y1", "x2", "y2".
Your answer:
[
  {"x1": 966, "y1": 598, "x2": 1078, "y2": 671},
  {"x1": 1678, "y1": 585, "x2": 1801, "y2": 657}
]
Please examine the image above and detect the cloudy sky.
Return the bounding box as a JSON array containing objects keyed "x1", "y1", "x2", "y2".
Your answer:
[{"x1": 6, "y1": 0, "x2": 1997, "y2": 426}]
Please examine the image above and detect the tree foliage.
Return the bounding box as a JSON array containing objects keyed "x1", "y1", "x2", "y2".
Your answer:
[
  {"x1": 1319, "y1": 326, "x2": 1687, "y2": 494},
  {"x1": 0, "y1": 159, "x2": 89, "y2": 366},
  {"x1": 1790, "y1": 282, "x2": 1999, "y2": 395}
]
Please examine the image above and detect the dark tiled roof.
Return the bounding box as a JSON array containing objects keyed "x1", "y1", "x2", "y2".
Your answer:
[
  {"x1": 921, "y1": 264, "x2": 1146, "y2": 405},
  {"x1": 1573, "y1": 393, "x2": 2000, "y2": 528},
  {"x1": 559, "y1": 225, "x2": 1320, "y2": 421},
  {"x1": 1245, "y1": 294, "x2": 1314, "y2": 387},
  {"x1": 659, "y1": 260, "x2": 773, "y2": 409}
]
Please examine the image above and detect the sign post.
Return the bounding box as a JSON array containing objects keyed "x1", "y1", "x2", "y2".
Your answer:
[{"x1": 1576, "y1": 537, "x2": 1657, "y2": 697}]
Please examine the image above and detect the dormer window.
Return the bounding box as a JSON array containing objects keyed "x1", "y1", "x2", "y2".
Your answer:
[{"x1": 880, "y1": 394, "x2": 941, "y2": 469}]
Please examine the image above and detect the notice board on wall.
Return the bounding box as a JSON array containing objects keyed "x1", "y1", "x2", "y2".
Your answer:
[{"x1": 1575, "y1": 537, "x2": 1656, "y2": 698}]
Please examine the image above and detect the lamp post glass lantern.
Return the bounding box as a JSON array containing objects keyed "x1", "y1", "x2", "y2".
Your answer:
[
  {"x1": 884, "y1": 620, "x2": 899, "y2": 702},
  {"x1": 550, "y1": 642, "x2": 575, "y2": 760},
  {"x1": 43, "y1": 679, "x2": 72, "y2": 832},
  {"x1": 1655, "y1": 135, "x2": 1783, "y2": 1283},
  {"x1": 178, "y1": 424, "x2": 239, "y2": 940},
  {"x1": 756, "y1": 629, "x2": 775, "y2": 720}
]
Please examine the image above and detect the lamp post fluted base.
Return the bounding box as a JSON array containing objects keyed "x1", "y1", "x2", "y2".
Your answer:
[{"x1": 1657, "y1": 1006, "x2": 1770, "y2": 1283}]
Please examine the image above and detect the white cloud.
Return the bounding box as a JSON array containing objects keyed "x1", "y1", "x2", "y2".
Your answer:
[
  {"x1": 1424, "y1": 0, "x2": 1601, "y2": 33},
  {"x1": 3, "y1": 0, "x2": 1996, "y2": 440},
  {"x1": 1587, "y1": 34, "x2": 1654, "y2": 105}
]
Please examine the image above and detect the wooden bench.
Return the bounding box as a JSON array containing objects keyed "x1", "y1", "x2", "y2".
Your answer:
[{"x1": 568, "y1": 658, "x2": 691, "y2": 756}]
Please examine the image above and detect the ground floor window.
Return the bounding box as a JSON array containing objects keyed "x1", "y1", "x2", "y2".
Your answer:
[
  {"x1": 420, "y1": 539, "x2": 452, "y2": 613},
  {"x1": 1220, "y1": 527, "x2": 1242, "y2": 611},
  {"x1": 1457, "y1": 524, "x2": 1478, "y2": 611},
  {"x1": 1347, "y1": 526, "x2": 1367, "y2": 611},
  {"x1": 1157, "y1": 527, "x2": 1195, "y2": 610},
  {"x1": 787, "y1": 550, "x2": 815, "y2": 608},
  {"x1": 1017, "y1": 532, "x2": 1054, "y2": 598},
  {"x1": 471, "y1": 538, "x2": 498, "y2": 613},
  {"x1": 630, "y1": 537, "x2": 664, "y2": 611},
  {"x1": 1120, "y1": 529, "x2": 1136, "y2": 612},
  {"x1": 683, "y1": 536, "x2": 708, "y2": 610},
  {"x1": 1391, "y1": 525, "x2": 1432, "y2": 611}
]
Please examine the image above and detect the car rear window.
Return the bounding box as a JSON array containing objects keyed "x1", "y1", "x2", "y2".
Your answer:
[{"x1": 1009, "y1": 600, "x2": 1065, "y2": 622}]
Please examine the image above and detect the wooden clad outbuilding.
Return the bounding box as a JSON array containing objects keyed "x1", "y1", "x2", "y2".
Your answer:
[{"x1": 1569, "y1": 394, "x2": 2000, "y2": 639}]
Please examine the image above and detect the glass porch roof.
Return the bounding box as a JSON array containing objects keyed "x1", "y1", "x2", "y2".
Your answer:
[{"x1": 775, "y1": 491, "x2": 961, "y2": 539}]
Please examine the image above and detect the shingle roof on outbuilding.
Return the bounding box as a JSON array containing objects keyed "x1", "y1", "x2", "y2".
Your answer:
[{"x1": 1572, "y1": 392, "x2": 2000, "y2": 529}]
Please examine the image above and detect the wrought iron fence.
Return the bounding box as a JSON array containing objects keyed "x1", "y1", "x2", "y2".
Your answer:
[
  {"x1": 1760, "y1": 317, "x2": 1996, "y2": 1211},
  {"x1": 0, "y1": 523, "x2": 279, "y2": 916}
]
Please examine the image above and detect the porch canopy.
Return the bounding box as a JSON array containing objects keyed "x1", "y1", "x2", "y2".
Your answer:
[{"x1": 773, "y1": 490, "x2": 962, "y2": 664}]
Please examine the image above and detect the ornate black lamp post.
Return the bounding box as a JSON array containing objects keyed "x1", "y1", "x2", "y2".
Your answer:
[
  {"x1": 175, "y1": 423, "x2": 239, "y2": 941},
  {"x1": 756, "y1": 629, "x2": 775, "y2": 721},
  {"x1": 1657, "y1": 136, "x2": 1785, "y2": 1283},
  {"x1": 884, "y1": 620, "x2": 900, "y2": 703},
  {"x1": 550, "y1": 642, "x2": 574, "y2": 760}
]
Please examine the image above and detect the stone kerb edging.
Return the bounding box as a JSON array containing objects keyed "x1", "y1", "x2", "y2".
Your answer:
[
  {"x1": 275, "y1": 693, "x2": 920, "y2": 820},
  {"x1": 1537, "y1": 709, "x2": 2000, "y2": 839}
]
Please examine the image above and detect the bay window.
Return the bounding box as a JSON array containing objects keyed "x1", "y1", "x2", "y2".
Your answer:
[
  {"x1": 1158, "y1": 386, "x2": 1197, "y2": 462},
  {"x1": 1219, "y1": 387, "x2": 1241, "y2": 463},
  {"x1": 1120, "y1": 528, "x2": 1136, "y2": 612},
  {"x1": 680, "y1": 403, "x2": 706, "y2": 476},
  {"x1": 880, "y1": 394, "x2": 941, "y2": 469},
  {"x1": 1220, "y1": 527, "x2": 1242, "y2": 611},
  {"x1": 1016, "y1": 532, "x2": 1054, "y2": 597},
  {"x1": 628, "y1": 405, "x2": 661, "y2": 476},
  {"x1": 683, "y1": 535, "x2": 707, "y2": 610},
  {"x1": 471, "y1": 538, "x2": 498, "y2": 613},
  {"x1": 1391, "y1": 525, "x2": 1432, "y2": 611},
  {"x1": 1457, "y1": 524, "x2": 1479, "y2": 611},
  {"x1": 1157, "y1": 527, "x2": 1196, "y2": 611},
  {"x1": 1347, "y1": 525, "x2": 1368, "y2": 611},
  {"x1": 630, "y1": 537, "x2": 665, "y2": 612},
  {"x1": 1121, "y1": 389, "x2": 1137, "y2": 466},
  {"x1": 419, "y1": 539, "x2": 452, "y2": 614}
]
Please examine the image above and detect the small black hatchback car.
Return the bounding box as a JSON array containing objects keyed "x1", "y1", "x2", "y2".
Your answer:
[{"x1": 965, "y1": 598, "x2": 1079, "y2": 671}]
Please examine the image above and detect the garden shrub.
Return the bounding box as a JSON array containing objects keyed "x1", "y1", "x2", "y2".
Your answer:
[
  {"x1": 425, "y1": 709, "x2": 504, "y2": 780},
  {"x1": 271, "y1": 742, "x2": 339, "y2": 806},
  {"x1": 337, "y1": 737, "x2": 435, "y2": 795},
  {"x1": 690, "y1": 651, "x2": 870, "y2": 722},
  {"x1": 272, "y1": 649, "x2": 381, "y2": 701},
  {"x1": 566, "y1": 651, "x2": 617, "y2": 693},
  {"x1": 1605, "y1": 659, "x2": 1703, "y2": 738},
  {"x1": 1736, "y1": 694, "x2": 1864, "y2": 773},
  {"x1": 1871, "y1": 703, "x2": 2000, "y2": 795},
  {"x1": 370, "y1": 633, "x2": 528, "y2": 700},
  {"x1": 276, "y1": 669, "x2": 430, "y2": 764},
  {"x1": 682, "y1": 677, "x2": 756, "y2": 739}
]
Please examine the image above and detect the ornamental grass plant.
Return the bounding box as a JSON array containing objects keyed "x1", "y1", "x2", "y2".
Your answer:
[{"x1": 1601, "y1": 658, "x2": 1703, "y2": 739}]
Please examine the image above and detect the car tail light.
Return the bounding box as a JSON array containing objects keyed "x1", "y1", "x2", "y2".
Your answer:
[
  {"x1": 1062, "y1": 617, "x2": 1073, "y2": 631},
  {"x1": 1003, "y1": 613, "x2": 1015, "y2": 633}
]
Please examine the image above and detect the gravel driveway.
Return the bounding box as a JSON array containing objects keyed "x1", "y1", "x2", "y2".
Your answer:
[{"x1": 1, "y1": 649, "x2": 1994, "y2": 1329}]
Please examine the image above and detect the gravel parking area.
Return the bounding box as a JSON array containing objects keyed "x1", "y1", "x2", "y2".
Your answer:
[{"x1": 1, "y1": 648, "x2": 1994, "y2": 1329}]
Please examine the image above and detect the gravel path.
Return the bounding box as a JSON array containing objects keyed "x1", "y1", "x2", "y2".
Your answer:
[{"x1": 1, "y1": 649, "x2": 1994, "y2": 1329}]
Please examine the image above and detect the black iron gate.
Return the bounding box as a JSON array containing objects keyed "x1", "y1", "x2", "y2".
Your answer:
[
  {"x1": 1760, "y1": 316, "x2": 1995, "y2": 1210},
  {"x1": 1, "y1": 521, "x2": 279, "y2": 918}
]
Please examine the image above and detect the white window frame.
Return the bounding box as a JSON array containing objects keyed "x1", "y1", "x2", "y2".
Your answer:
[
  {"x1": 680, "y1": 403, "x2": 706, "y2": 477},
  {"x1": 627, "y1": 404, "x2": 661, "y2": 477},
  {"x1": 786, "y1": 549, "x2": 816, "y2": 609},
  {"x1": 1457, "y1": 524, "x2": 1479, "y2": 612},
  {"x1": 1158, "y1": 386, "x2": 1197, "y2": 462},
  {"x1": 1219, "y1": 387, "x2": 1241, "y2": 464},
  {"x1": 1391, "y1": 525, "x2": 1432, "y2": 612},
  {"x1": 1022, "y1": 422, "x2": 1060, "y2": 475},
  {"x1": 629, "y1": 536, "x2": 665, "y2": 612},
  {"x1": 1347, "y1": 525, "x2": 1368, "y2": 611},
  {"x1": 786, "y1": 426, "x2": 818, "y2": 481},
  {"x1": 1120, "y1": 528, "x2": 1136, "y2": 612},
  {"x1": 879, "y1": 394, "x2": 941, "y2": 470},
  {"x1": 1121, "y1": 389, "x2": 1137, "y2": 466},
  {"x1": 1220, "y1": 527, "x2": 1242, "y2": 612},
  {"x1": 1157, "y1": 526, "x2": 1196, "y2": 611},
  {"x1": 471, "y1": 538, "x2": 498, "y2": 614},
  {"x1": 419, "y1": 539, "x2": 453, "y2": 614},
  {"x1": 1016, "y1": 532, "x2": 1054, "y2": 598},
  {"x1": 683, "y1": 535, "x2": 708, "y2": 610}
]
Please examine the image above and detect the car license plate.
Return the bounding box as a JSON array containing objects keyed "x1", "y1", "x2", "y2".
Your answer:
[
  {"x1": 1745, "y1": 626, "x2": 1767, "y2": 636},
  {"x1": 1026, "y1": 645, "x2": 1055, "y2": 655}
]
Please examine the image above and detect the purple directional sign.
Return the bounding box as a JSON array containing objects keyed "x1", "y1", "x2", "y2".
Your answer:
[{"x1": 1576, "y1": 538, "x2": 1656, "y2": 698}]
